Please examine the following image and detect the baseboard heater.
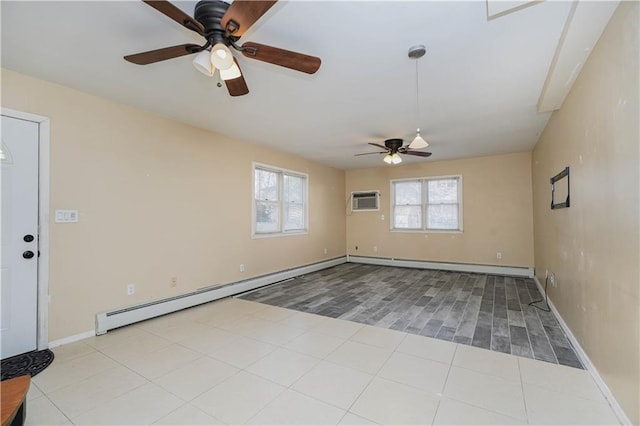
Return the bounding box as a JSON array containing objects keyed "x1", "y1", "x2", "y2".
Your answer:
[
  {"x1": 95, "y1": 256, "x2": 347, "y2": 335},
  {"x1": 347, "y1": 255, "x2": 534, "y2": 278}
]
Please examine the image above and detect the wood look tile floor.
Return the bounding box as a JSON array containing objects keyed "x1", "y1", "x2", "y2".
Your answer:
[
  {"x1": 26, "y1": 298, "x2": 620, "y2": 425},
  {"x1": 240, "y1": 263, "x2": 583, "y2": 368}
]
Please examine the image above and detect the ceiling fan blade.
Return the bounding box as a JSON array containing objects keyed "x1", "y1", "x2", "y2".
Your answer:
[
  {"x1": 143, "y1": 1, "x2": 205, "y2": 35},
  {"x1": 225, "y1": 59, "x2": 249, "y2": 97},
  {"x1": 221, "y1": 0, "x2": 277, "y2": 37},
  {"x1": 368, "y1": 142, "x2": 389, "y2": 150},
  {"x1": 355, "y1": 151, "x2": 386, "y2": 156},
  {"x1": 124, "y1": 43, "x2": 201, "y2": 65},
  {"x1": 402, "y1": 150, "x2": 432, "y2": 157},
  {"x1": 241, "y1": 42, "x2": 321, "y2": 74}
]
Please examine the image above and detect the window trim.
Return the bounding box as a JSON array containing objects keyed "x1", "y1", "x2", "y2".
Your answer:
[
  {"x1": 252, "y1": 162, "x2": 309, "y2": 239},
  {"x1": 390, "y1": 175, "x2": 463, "y2": 233}
]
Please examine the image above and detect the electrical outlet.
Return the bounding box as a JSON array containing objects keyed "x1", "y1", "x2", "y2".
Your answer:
[
  {"x1": 550, "y1": 272, "x2": 557, "y2": 287},
  {"x1": 496, "y1": 252, "x2": 502, "y2": 260},
  {"x1": 323, "y1": 248, "x2": 328, "y2": 255},
  {"x1": 127, "y1": 284, "x2": 135, "y2": 295},
  {"x1": 381, "y1": 214, "x2": 385, "y2": 221},
  {"x1": 373, "y1": 246, "x2": 378, "y2": 253},
  {"x1": 239, "y1": 264, "x2": 245, "y2": 272},
  {"x1": 170, "y1": 277, "x2": 177, "y2": 288}
]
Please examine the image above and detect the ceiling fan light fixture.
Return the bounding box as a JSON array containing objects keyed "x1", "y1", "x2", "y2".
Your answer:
[
  {"x1": 220, "y1": 61, "x2": 241, "y2": 81},
  {"x1": 409, "y1": 129, "x2": 429, "y2": 149},
  {"x1": 124, "y1": 0, "x2": 322, "y2": 97},
  {"x1": 210, "y1": 43, "x2": 234, "y2": 70},
  {"x1": 192, "y1": 50, "x2": 214, "y2": 76},
  {"x1": 391, "y1": 153, "x2": 403, "y2": 164},
  {"x1": 383, "y1": 154, "x2": 393, "y2": 164}
]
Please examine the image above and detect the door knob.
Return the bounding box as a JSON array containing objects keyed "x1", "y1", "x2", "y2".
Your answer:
[
  {"x1": 22, "y1": 251, "x2": 35, "y2": 259},
  {"x1": 23, "y1": 234, "x2": 35, "y2": 242}
]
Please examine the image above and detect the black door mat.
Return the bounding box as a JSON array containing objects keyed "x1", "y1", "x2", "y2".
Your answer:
[{"x1": 1, "y1": 349, "x2": 54, "y2": 381}]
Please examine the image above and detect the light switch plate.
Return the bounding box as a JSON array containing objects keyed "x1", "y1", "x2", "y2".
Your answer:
[{"x1": 55, "y1": 210, "x2": 79, "y2": 223}]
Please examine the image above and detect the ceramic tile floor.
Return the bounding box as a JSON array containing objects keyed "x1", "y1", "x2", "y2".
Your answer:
[{"x1": 26, "y1": 298, "x2": 620, "y2": 425}]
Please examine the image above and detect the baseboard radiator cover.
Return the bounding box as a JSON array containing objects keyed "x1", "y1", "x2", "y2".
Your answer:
[
  {"x1": 347, "y1": 255, "x2": 534, "y2": 278},
  {"x1": 95, "y1": 256, "x2": 347, "y2": 335}
]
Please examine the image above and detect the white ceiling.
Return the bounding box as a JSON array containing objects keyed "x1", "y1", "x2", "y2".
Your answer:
[{"x1": 0, "y1": 1, "x2": 608, "y2": 169}]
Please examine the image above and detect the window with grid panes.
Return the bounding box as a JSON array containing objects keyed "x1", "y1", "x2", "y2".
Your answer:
[
  {"x1": 391, "y1": 176, "x2": 462, "y2": 232},
  {"x1": 253, "y1": 164, "x2": 307, "y2": 236}
]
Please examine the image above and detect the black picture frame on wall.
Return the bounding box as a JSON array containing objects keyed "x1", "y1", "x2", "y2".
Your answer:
[{"x1": 550, "y1": 166, "x2": 570, "y2": 210}]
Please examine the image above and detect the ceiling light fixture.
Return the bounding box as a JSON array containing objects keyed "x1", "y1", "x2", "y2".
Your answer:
[
  {"x1": 383, "y1": 151, "x2": 403, "y2": 165},
  {"x1": 210, "y1": 43, "x2": 234, "y2": 70},
  {"x1": 192, "y1": 50, "x2": 215, "y2": 76},
  {"x1": 408, "y1": 45, "x2": 429, "y2": 150},
  {"x1": 220, "y1": 61, "x2": 241, "y2": 81}
]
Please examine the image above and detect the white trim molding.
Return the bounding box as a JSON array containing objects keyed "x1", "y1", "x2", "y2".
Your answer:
[
  {"x1": 533, "y1": 277, "x2": 632, "y2": 425},
  {"x1": 1, "y1": 107, "x2": 51, "y2": 351},
  {"x1": 348, "y1": 255, "x2": 534, "y2": 278},
  {"x1": 49, "y1": 330, "x2": 96, "y2": 349},
  {"x1": 95, "y1": 256, "x2": 347, "y2": 335}
]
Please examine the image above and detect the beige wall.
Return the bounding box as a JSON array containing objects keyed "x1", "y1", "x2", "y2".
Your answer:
[
  {"x1": 346, "y1": 152, "x2": 534, "y2": 267},
  {"x1": 531, "y1": 2, "x2": 639, "y2": 423},
  {"x1": 1, "y1": 69, "x2": 346, "y2": 341}
]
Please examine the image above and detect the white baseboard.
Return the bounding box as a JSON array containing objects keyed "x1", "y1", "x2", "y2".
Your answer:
[
  {"x1": 45, "y1": 260, "x2": 629, "y2": 425},
  {"x1": 347, "y1": 255, "x2": 534, "y2": 278},
  {"x1": 95, "y1": 256, "x2": 348, "y2": 335},
  {"x1": 532, "y1": 277, "x2": 632, "y2": 425},
  {"x1": 49, "y1": 329, "x2": 96, "y2": 348}
]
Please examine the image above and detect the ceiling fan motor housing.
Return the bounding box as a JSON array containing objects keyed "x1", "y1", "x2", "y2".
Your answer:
[
  {"x1": 194, "y1": 0, "x2": 231, "y2": 44},
  {"x1": 385, "y1": 138, "x2": 404, "y2": 152}
]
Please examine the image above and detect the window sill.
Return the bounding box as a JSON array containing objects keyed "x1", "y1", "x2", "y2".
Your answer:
[
  {"x1": 390, "y1": 229, "x2": 463, "y2": 234},
  {"x1": 252, "y1": 230, "x2": 308, "y2": 239}
]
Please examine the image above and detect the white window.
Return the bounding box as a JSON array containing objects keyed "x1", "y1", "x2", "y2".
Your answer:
[
  {"x1": 391, "y1": 176, "x2": 462, "y2": 232},
  {"x1": 253, "y1": 163, "x2": 307, "y2": 237}
]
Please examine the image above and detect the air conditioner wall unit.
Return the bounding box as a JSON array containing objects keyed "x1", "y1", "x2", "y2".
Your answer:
[{"x1": 351, "y1": 191, "x2": 380, "y2": 211}]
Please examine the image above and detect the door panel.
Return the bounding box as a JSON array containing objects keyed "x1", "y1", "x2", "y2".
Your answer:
[{"x1": 1, "y1": 116, "x2": 39, "y2": 359}]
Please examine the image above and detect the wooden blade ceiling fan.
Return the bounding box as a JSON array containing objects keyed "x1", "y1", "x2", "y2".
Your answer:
[
  {"x1": 124, "y1": 0, "x2": 321, "y2": 96},
  {"x1": 355, "y1": 139, "x2": 432, "y2": 164}
]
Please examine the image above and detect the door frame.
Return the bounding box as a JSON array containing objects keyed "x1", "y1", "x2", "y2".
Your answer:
[{"x1": 2, "y1": 107, "x2": 50, "y2": 351}]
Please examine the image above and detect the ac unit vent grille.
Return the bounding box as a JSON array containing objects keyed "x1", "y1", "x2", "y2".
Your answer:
[{"x1": 352, "y1": 191, "x2": 380, "y2": 211}]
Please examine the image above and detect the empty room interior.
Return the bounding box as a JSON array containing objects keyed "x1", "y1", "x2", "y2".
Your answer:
[{"x1": 1, "y1": 0, "x2": 638, "y2": 425}]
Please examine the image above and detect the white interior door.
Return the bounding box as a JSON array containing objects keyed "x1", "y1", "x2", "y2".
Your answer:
[{"x1": 1, "y1": 115, "x2": 39, "y2": 359}]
